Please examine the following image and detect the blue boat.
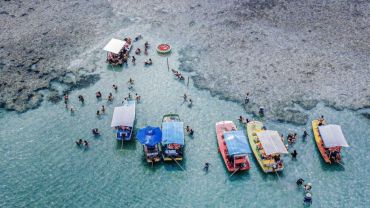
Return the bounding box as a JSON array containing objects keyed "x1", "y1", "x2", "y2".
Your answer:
[
  {"x1": 110, "y1": 101, "x2": 136, "y2": 141},
  {"x1": 161, "y1": 114, "x2": 185, "y2": 161}
]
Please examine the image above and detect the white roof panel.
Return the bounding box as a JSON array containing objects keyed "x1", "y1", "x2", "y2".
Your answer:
[
  {"x1": 257, "y1": 130, "x2": 288, "y2": 155},
  {"x1": 319, "y1": 125, "x2": 349, "y2": 147},
  {"x1": 103, "y1": 38, "x2": 126, "y2": 54},
  {"x1": 111, "y1": 102, "x2": 136, "y2": 127}
]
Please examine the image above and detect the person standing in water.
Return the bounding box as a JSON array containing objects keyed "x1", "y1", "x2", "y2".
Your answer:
[
  {"x1": 245, "y1": 92, "x2": 250, "y2": 104},
  {"x1": 303, "y1": 129, "x2": 308, "y2": 140},
  {"x1": 296, "y1": 178, "x2": 304, "y2": 186},
  {"x1": 112, "y1": 84, "x2": 118, "y2": 91},
  {"x1": 203, "y1": 162, "x2": 210, "y2": 172},
  {"x1": 291, "y1": 150, "x2": 298, "y2": 159}
]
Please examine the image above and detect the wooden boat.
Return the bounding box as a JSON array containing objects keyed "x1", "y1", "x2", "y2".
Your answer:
[
  {"x1": 312, "y1": 119, "x2": 349, "y2": 164},
  {"x1": 246, "y1": 121, "x2": 288, "y2": 173},
  {"x1": 216, "y1": 121, "x2": 251, "y2": 172},
  {"x1": 136, "y1": 126, "x2": 162, "y2": 163},
  {"x1": 110, "y1": 101, "x2": 136, "y2": 141},
  {"x1": 143, "y1": 144, "x2": 161, "y2": 163},
  {"x1": 161, "y1": 114, "x2": 185, "y2": 161}
]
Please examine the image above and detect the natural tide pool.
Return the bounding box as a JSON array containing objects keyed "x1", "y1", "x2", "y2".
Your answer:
[{"x1": 1, "y1": 38, "x2": 369, "y2": 208}]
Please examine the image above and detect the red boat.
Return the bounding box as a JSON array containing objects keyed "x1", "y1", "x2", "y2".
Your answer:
[{"x1": 216, "y1": 121, "x2": 251, "y2": 172}]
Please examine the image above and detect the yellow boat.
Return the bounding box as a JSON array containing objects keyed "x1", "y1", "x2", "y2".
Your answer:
[
  {"x1": 312, "y1": 119, "x2": 349, "y2": 164},
  {"x1": 246, "y1": 121, "x2": 287, "y2": 173},
  {"x1": 312, "y1": 119, "x2": 331, "y2": 163}
]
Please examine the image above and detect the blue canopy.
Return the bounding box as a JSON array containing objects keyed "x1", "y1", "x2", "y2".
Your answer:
[
  {"x1": 136, "y1": 126, "x2": 162, "y2": 146},
  {"x1": 224, "y1": 130, "x2": 251, "y2": 156},
  {"x1": 162, "y1": 122, "x2": 184, "y2": 145}
]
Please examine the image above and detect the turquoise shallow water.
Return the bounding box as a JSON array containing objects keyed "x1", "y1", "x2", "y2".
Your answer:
[{"x1": 1, "y1": 39, "x2": 370, "y2": 207}]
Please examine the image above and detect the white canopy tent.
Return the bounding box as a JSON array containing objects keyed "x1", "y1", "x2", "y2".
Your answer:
[
  {"x1": 103, "y1": 38, "x2": 126, "y2": 54},
  {"x1": 111, "y1": 102, "x2": 136, "y2": 127},
  {"x1": 318, "y1": 125, "x2": 349, "y2": 148},
  {"x1": 257, "y1": 130, "x2": 288, "y2": 155}
]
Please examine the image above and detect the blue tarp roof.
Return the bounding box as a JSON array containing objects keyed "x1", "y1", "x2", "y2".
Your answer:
[
  {"x1": 224, "y1": 130, "x2": 251, "y2": 156},
  {"x1": 162, "y1": 122, "x2": 184, "y2": 145},
  {"x1": 136, "y1": 126, "x2": 162, "y2": 146}
]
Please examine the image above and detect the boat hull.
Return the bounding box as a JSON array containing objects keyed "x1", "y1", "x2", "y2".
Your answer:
[
  {"x1": 161, "y1": 114, "x2": 184, "y2": 162},
  {"x1": 246, "y1": 121, "x2": 284, "y2": 173},
  {"x1": 216, "y1": 121, "x2": 250, "y2": 172},
  {"x1": 312, "y1": 119, "x2": 332, "y2": 163}
]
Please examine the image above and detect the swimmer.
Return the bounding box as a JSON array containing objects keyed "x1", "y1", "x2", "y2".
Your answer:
[
  {"x1": 101, "y1": 105, "x2": 105, "y2": 113},
  {"x1": 259, "y1": 107, "x2": 264, "y2": 116},
  {"x1": 96, "y1": 91, "x2": 102, "y2": 99},
  {"x1": 304, "y1": 183, "x2": 312, "y2": 191},
  {"x1": 92, "y1": 128, "x2": 100, "y2": 135},
  {"x1": 132, "y1": 56, "x2": 136, "y2": 64},
  {"x1": 78, "y1": 95, "x2": 84, "y2": 103},
  {"x1": 291, "y1": 150, "x2": 298, "y2": 158},
  {"x1": 112, "y1": 84, "x2": 118, "y2": 91},
  {"x1": 134, "y1": 34, "x2": 142, "y2": 42},
  {"x1": 108, "y1": 93, "x2": 113, "y2": 101},
  {"x1": 186, "y1": 126, "x2": 190, "y2": 132},
  {"x1": 76, "y1": 139, "x2": 83, "y2": 146},
  {"x1": 303, "y1": 129, "x2": 308, "y2": 138},
  {"x1": 70, "y1": 107, "x2": 75, "y2": 113},
  {"x1": 64, "y1": 93, "x2": 69, "y2": 104},
  {"x1": 203, "y1": 162, "x2": 210, "y2": 172},
  {"x1": 238, "y1": 116, "x2": 244, "y2": 122},
  {"x1": 296, "y1": 178, "x2": 304, "y2": 186},
  {"x1": 183, "y1": 93, "x2": 187, "y2": 101},
  {"x1": 189, "y1": 129, "x2": 194, "y2": 136},
  {"x1": 135, "y1": 48, "x2": 141, "y2": 55},
  {"x1": 144, "y1": 58, "x2": 152, "y2": 65}
]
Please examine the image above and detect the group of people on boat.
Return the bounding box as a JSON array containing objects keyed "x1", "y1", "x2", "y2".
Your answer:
[
  {"x1": 326, "y1": 147, "x2": 341, "y2": 162},
  {"x1": 255, "y1": 137, "x2": 284, "y2": 170},
  {"x1": 164, "y1": 143, "x2": 183, "y2": 157},
  {"x1": 106, "y1": 38, "x2": 132, "y2": 65},
  {"x1": 316, "y1": 115, "x2": 344, "y2": 163}
]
